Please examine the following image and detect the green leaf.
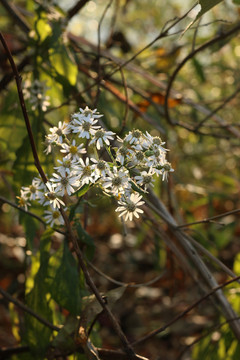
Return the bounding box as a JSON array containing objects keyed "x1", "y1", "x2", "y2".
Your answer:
[
  {"x1": 192, "y1": 58, "x2": 206, "y2": 83},
  {"x1": 20, "y1": 213, "x2": 38, "y2": 250},
  {"x1": 50, "y1": 241, "x2": 82, "y2": 315},
  {"x1": 51, "y1": 316, "x2": 78, "y2": 353},
  {"x1": 23, "y1": 230, "x2": 53, "y2": 356},
  {"x1": 35, "y1": 18, "x2": 52, "y2": 42},
  {"x1": 76, "y1": 223, "x2": 95, "y2": 259},
  {"x1": 196, "y1": 0, "x2": 223, "y2": 20},
  {"x1": 233, "y1": 0, "x2": 240, "y2": 4},
  {"x1": 49, "y1": 45, "x2": 78, "y2": 86}
]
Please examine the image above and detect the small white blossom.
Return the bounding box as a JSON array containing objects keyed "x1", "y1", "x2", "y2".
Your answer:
[
  {"x1": 16, "y1": 190, "x2": 31, "y2": 210},
  {"x1": 71, "y1": 106, "x2": 103, "y2": 123},
  {"x1": 134, "y1": 170, "x2": 155, "y2": 190},
  {"x1": 71, "y1": 114, "x2": 100, "y2": 139},
  {"x1": 116, "y1": 193, "x2": 145, "y2": 221},
  {"x1": 50, "y1": 172, "x2": 79, "y2": 196},
  {"x1": 49, "y1": 121, "x2": 70, "y2": 144},
  {"x1": 44, "y1": 208, "x2": 65, "y2": 227},
  {"x1": 91, "y1": 158, "x2": 111, "y2": 177},
  {"x1": 54, "y1": 157, "x2": 76, "y2": 176},
  {"x1": 60, "y1": 139, "x2": 86, "y2": 160},
  {"x1": 23, "y1": 79, "x2": 50, "y2": 111},
  {"x1": 21, "y1": 177, "x2": 44, "y2": 200},
  {"x1": 103, "y1": 166, "x2": 130, "y2": 196},
  {"x1": 89, "y1": 128, "x2": 115, "y2": 150},
  {"x1": 76, "y1": 157, "x2": 98, "y2": 185},
  {"x1": 42, "y1": 182, "x2": 65, "y2": 209}
]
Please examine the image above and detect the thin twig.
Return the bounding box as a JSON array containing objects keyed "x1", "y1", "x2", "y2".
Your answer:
[
  {"x1": 94, "y1": 0, "x2": 113, "y2": 108},
  {"x1": 67, "y1": 0, "x2": 91, "y2": 19},
  {"x1": 132, "y1": 275, "x2": 240, "y2": 346},
  {"x1": 0, "y1": 0, "x2": 30, "y2": 33},
  {"x1": 0, "y1": 32, "x2": 48, "y2": 183},
  {"x1": 178, "y1": 208, "x2": 240, "y2": 228},
  {"x1": 164, "y1": 22, "x2": 240, "y2": 130},
  {"x1": 0, "y1": 31, "x2": 136, "y2": 358},
  {"x1": 87, "y1": 259, "x2": 166, "y2": 288},
  {"x1": 0, "y1": 286, "x2": 60, "y2": 331}
]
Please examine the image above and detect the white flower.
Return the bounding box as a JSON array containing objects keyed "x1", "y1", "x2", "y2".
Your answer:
[
  {"x1": 50, "y1": 171, "x2": 79, "y2": 196},
  {"x1": 44, "y1": 208, "x2": 65, "y2": 227},
  {"x1": 115, "y1": 193, "x2": 145, "y2": 221},
  {"x1": 134, "y1": 170, "x2": 155, "y2": 190},
  {"x1": 76, "y1": 157, "x2": 98, "y2": 185},
  {"x1": 103, "y1": 166, "x2": 130, "y2": 196},
  {"x1": 49, "y1": 121, "x2": 70, "y2": 144},
  {"x1": 43, "y1": 134, "x2": 57, "y2": 154},
  {"x1": 23, "y1": 79, "x2": 50, "y2": 111},
  {"x1": 21, "y1": 177, "x2": 44, "y2": 200},
  {"x1": 124, "y1": 129, "x2": 144, "y2": 150},
  {"x1": 54, "y1": 157, "x2": 76, "y2": 176},
  {"x1": 116, "y1": 145, "x2": 134, "y2": 165},
  {"x1": 89, "y1": 128, "x2": 115, "y2": 150},
  {"x1": 71, "y1": 106, "x2": 103, "y2": 123},
  {"x1": 91, "y1": 158, "x2": 111, "y2": 177},
  {"x1": 71, "y1": 114, "x2": 100, "y2": 139},
  {"x1": 143, "y1": 131, "x2": 167, "y2": 152},
  {"x1": 42, "y1": 182, "x2": 65, "y2": 209},
  {"x1": 16, "y1": 190, "x2": 31, "y2": 210},
  {"x1": 60, "y1": 139, "x2": 86, "y2": 160}
]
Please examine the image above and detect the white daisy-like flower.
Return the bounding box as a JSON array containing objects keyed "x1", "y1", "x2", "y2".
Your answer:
[
  {"x1": 49, "y1": 121, "x2": 70, "y2": 144},
  {"x1": 71, "y1": 106, "x2": 103, "y2": 123},
  {"x1": 41, "y1": 182, "x2": 65, "y2": 209},
  {"x1": 89, "y1": 128, "x2": 115, "y2": 150},
  {"x1": 43, "y1": 133, "x2": 57, "y2": 154},
  {"x1": 130, "y1": 150, "x2": 146, "y2": 166},
  {"x1": 54, "y1": 157, "x2": 76, "y2": 176},
  {"x1": 60, "y1": 139, "x2": 86, "y2": 160},
  {"x1": 124, "y1": 129, "x2": 144, "y2": 150},
  {"x1": 76, "y1": 157, "x2": 98, "y2": 185},
  {"x1": 21, "y1": 177, "x2": 44, "y2": 201},
  {"x1": 44, "y1": 208, "x2": 65, "y2": 227},
  {"x1": 143, "y1": 131, "x2": 167, "y2": 152},
  {"x1": 16, "y1": 190, "x2": 31, "y2": 210},
  {"x1": 50, "y1": 171, "x2": 79, "y2": 196},
  {"x1": 71, "y1": 114, "x2": 100, "y2": 139},
  {"x1": 134, "y1": 170, "x2": 155, "y2": 190},
  {"x1": 115, "y1": 193, "x2": 145, "y2": 221},
  {"x1": 154, "y1": 162, "x2": 174, "y2": 181},
  {"x1": 103, "y1": 166, "x2": 130, "y2": 196},
  {"x1": 23, "y1": 79, "x2": 50, "y2": 111},
  {"x1": 91, "y1": 158, "x2": 111, "y2": 177},
  {"x1": 116, "y1": 145, "x2": 134, "y2": 165}
]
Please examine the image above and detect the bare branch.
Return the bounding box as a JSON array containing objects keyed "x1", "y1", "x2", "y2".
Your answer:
[{"x1": 0, "y1": 286, "x2": 60, "y2": 332}]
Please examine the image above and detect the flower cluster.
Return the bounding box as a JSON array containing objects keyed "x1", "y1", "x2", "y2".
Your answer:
[
  {"x1": 17, "y1": 107, "x2": 173, "y2": 226},
  {"x1": 23, "y1": 79, "x2": 50, "y2": 112}
]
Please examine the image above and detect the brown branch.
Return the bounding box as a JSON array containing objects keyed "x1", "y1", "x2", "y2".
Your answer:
[
  {"x1": 67, "y1": 0, "x2": 91, "y2": 19},
  {"x1": 0, "y1": 33, "x2": 48, "y2": 184},
  {"x1": 146, "y1": 190, "x2": 240, "y2": 340},
  {"x1": 0, "y1": 31, "x2": 136, "y2": 358},
  {"x1": 0, "y1": 0, "x2": 30, "y2": 33},
  {"x1": 0, "y1": 286, "x2": 60, "y2": 332},
  {"x1": 178, "y1": 208, "x2": 240, "y2": 229},
  {"x1": 164, "y1": 22, "x2": 240, "y2": 131},
  {"x1": 132, "y1": 275, "x2": 240, "y2": 346},
  {"x1": 59, "y1": 208, "x2": 136, "y2": 358}
]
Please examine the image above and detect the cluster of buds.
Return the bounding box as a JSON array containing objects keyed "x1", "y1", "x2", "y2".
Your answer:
[{"x1": 17, "y1": 107, "x2": 173, "y2": 226}]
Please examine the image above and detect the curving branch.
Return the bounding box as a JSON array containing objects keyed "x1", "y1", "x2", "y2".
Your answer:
[{"x1": 164, "y1": 22, "x2": 240, "y2": 137}]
